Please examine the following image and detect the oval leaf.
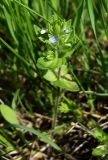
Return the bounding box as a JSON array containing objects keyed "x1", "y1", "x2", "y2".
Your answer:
[
  {"x1": 0, "y1": 104, "x2": 19, "y2": 124},
  {"x1": 37, "y1": 57, "x2": 62, "y2": 70},
  {"x1": 44, "y1": 70, "x2": 57, "y2": 82},
  {"x1": 52, "y1": 79, "x2": 79, "y2": 92}
]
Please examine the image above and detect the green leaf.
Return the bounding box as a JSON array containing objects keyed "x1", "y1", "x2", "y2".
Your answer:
[
  {"x1": 3, "y1": 6, "x2": 18, "y2": 44},
  {"x1": 59, "y1": 102, "x2": 70, "y2": 113},
  {"x1": 13, "y1": 0, "x2": 50, "y2": 23},
  {"x1": 0, "y1": 37, "x2": 30, "y2": 67},
  {"x1": 87, "y1": 0, "x2": 96, "y2": 37},
  {"x1": 12, "y1": 124, "x2": 62, "y2": 151},
  {"x1": 99, "y1": 0, "x2": 108, "y2": 38},
  {"x1": 92, "y1": 145, "x2": 106, "y2": 157},
  {"x1": 93, "y1": 129, "x2": 108, "y2": 143},
  {"x1": 73, "y1": 0, "x2": 84, "y2": 30},
  {"x1": 0, "y1": 104, "x2": 19, "y2": 124},
  {"x1": 44, "y1": 70, "x2": 57, "y2": 82},
  {"x1": 0, "y1": 135, "x2": 14, "y2": 152},
  {"x1": 53, "y1": 79, "x2": 79, "y2": 92},
  {"x1": 103, "y1": 0, "x2": 108, "y2": 12},
  {"x1": 60, "y1": 65, "x2": 68, "y2": 76},
  {"x1": 12, "y1": 89, "x2": 20, "y2": 110},
  {"x1": 43, "y1": 65, "x2": 68, "y2": 82},
  {"x1": 37, "y1": 57, "x2": 62, "y2": 70}
]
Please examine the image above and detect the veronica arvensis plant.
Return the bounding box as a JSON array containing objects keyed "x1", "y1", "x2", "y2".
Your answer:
[{"x1": 37, "y1": 16, "x2": 80, "y2": 129}]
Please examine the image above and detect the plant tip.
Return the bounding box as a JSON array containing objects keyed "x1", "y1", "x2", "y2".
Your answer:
[{"x1": 49, "y1": 36, "x2": 58, "y2": 44}]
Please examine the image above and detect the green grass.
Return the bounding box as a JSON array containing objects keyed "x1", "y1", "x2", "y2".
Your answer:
[{"x1": 0, "y1": 0, "x2": 108, "y2": 159}]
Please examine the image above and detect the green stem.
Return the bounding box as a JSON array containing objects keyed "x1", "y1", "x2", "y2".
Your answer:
[
  {"x1": 52, "y1": 88, "x2": 60, "y2": 129},
  {"x1": 79, "y1": 91, "x2": 108, "y2": 97},
  {"x1": 52, "y1": 67, "x2": 61, "y2": 129}
]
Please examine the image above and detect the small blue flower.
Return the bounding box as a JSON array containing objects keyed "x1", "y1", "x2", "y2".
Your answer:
[{"x1": 49, "y1": 36, "x2": 58, "y2": 44}]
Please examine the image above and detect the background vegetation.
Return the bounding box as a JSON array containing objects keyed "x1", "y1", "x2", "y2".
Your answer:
[{"x1": 0, "y1": 0, "x2": 108, "y2": 159}]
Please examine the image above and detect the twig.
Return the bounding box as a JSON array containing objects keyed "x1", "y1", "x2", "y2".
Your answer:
[
  {"x1": 40, "y1": 144, "x2": 50, "y2": 152},
  {"x1": 34, "y1": 113, "x2": 52, "y2": 121},
  {"x1": 73, "y1": 141, "x2": 87, "y2": 153},
  {"x1": 100, "y1": 122, "x2": 108, "y2": 130},
  {"x1": 98, "y1": 114, "x2": 108, "y2": 123},
  {"x1": 83, "y1": 111, "x2": 103, "y2": 119},
  {"x1": 79, "y1": 91, "x2": 108, "y2": 96}
]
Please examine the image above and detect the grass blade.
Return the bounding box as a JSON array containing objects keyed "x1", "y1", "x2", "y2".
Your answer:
[
  {"x1": 12, "y1": 124, "x2": 62, "y2": 151},
  {"x1": 87, "y1": 0, "x2": 96, "y2": 37},
  {"x1": 12, "y1": 0, "x2": 50, "y2": 23},
  {"x1": 3, "y1": 6, "x2": 18, "y2": 44},
  {"x1": 0, "y1": 37, "x2": 30, "y2": 66}
]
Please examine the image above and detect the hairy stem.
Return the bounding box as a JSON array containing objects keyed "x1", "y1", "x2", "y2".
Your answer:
[
  {"x1": 52, "y1": 67, "x2": 61, "y2": 129},
  {"x1": 52, "y1": 88, "x2": 61, "y2": 129}
]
